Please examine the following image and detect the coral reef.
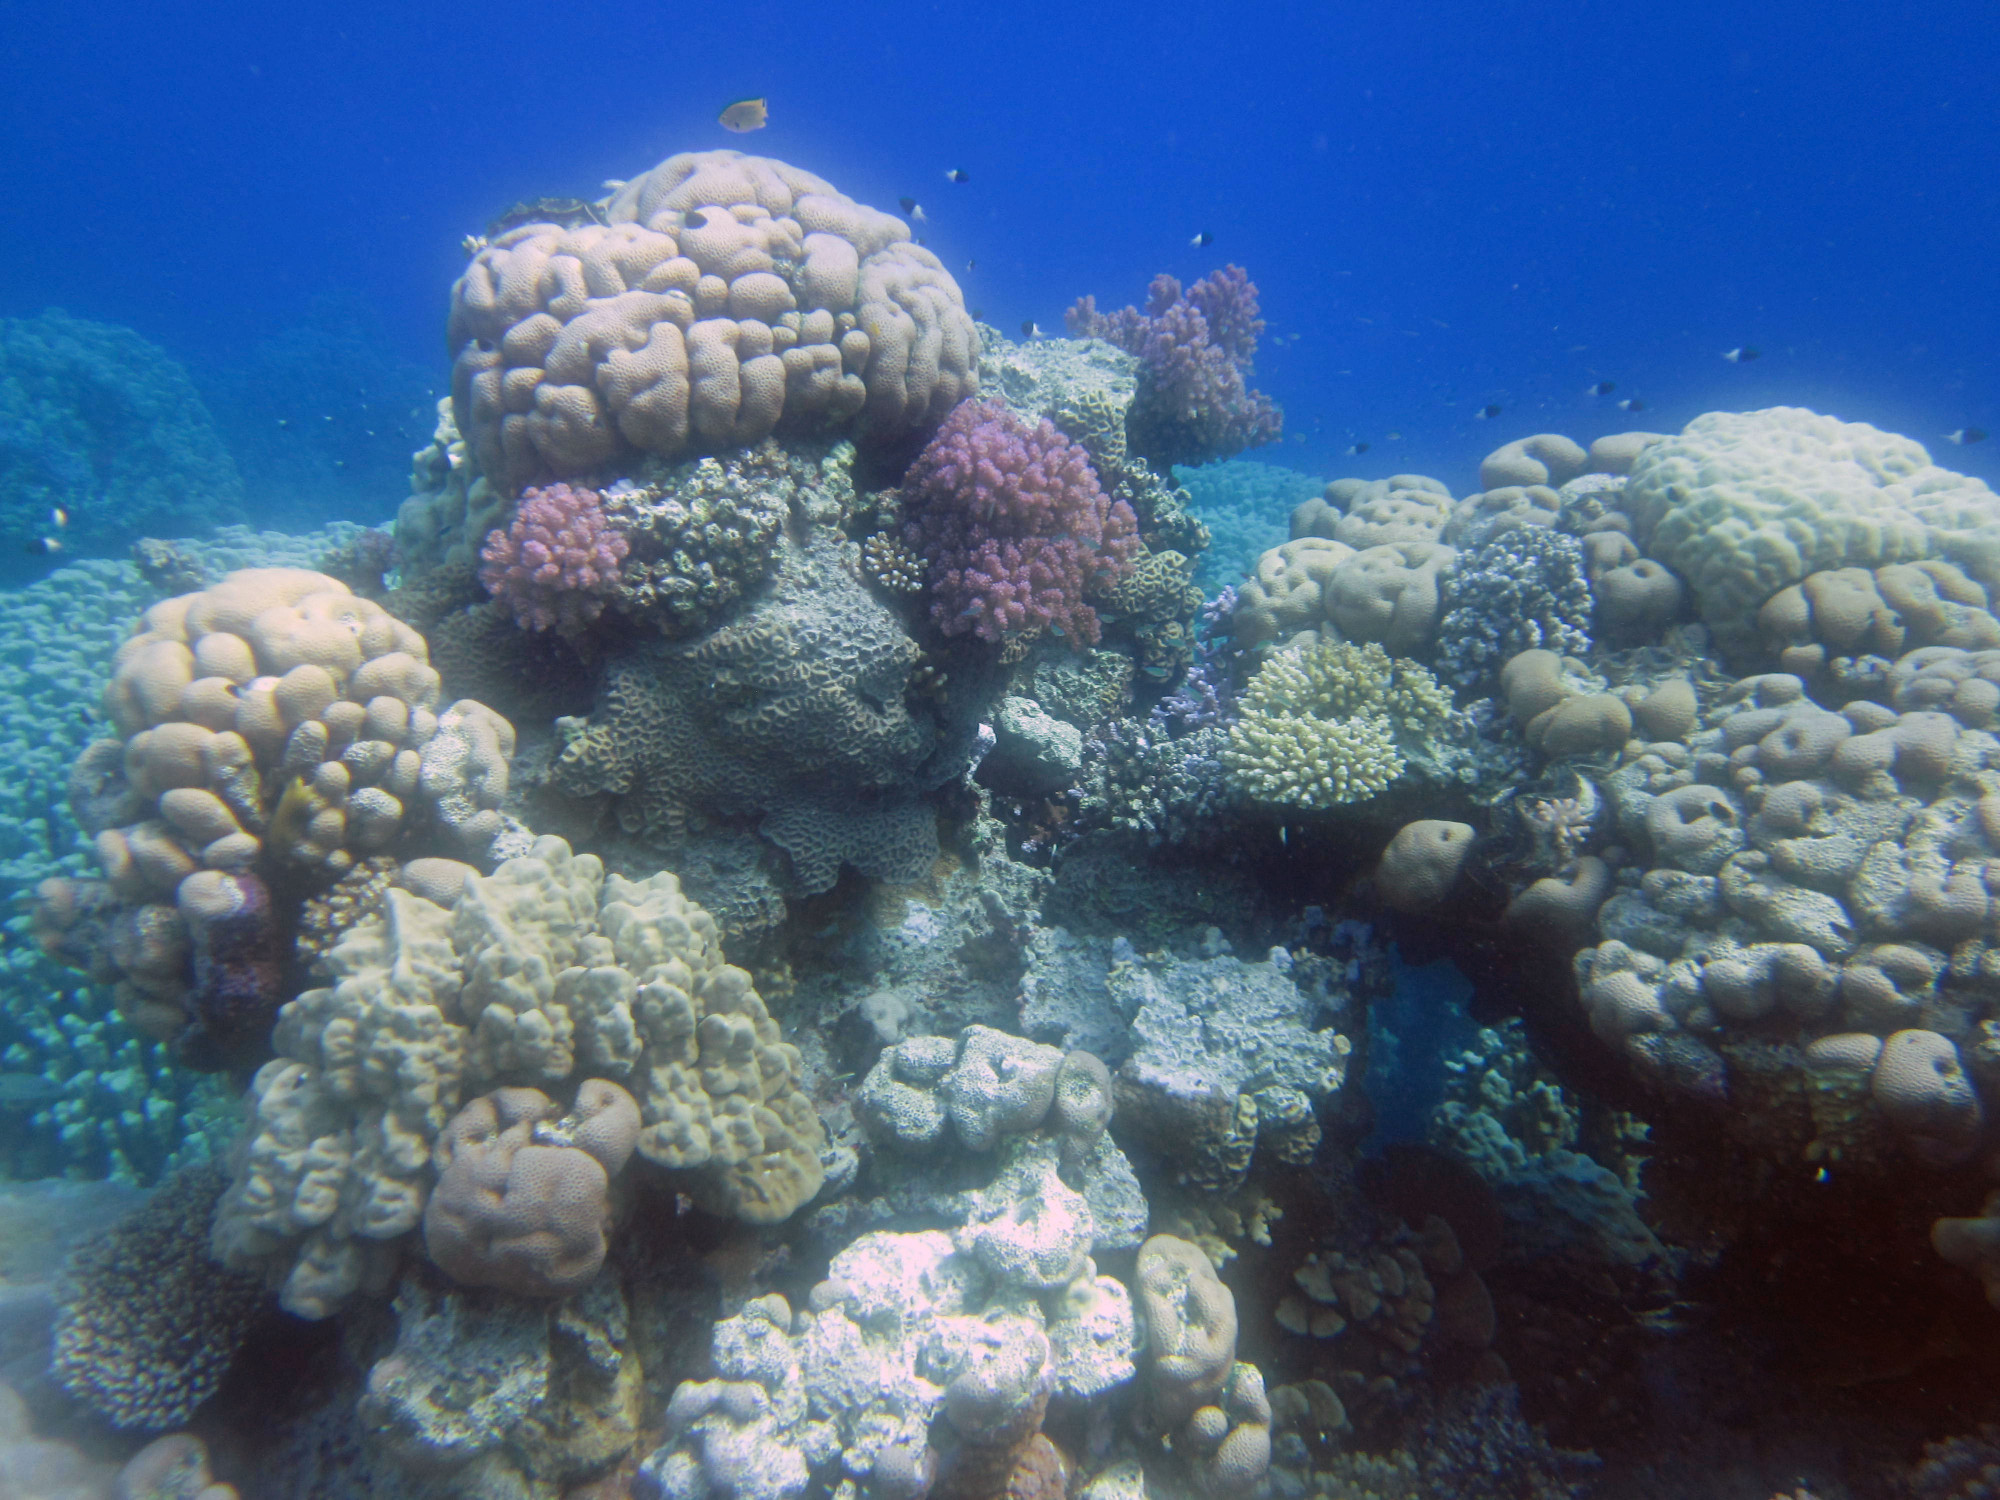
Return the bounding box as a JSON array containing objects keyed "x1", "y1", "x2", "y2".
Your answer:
[
  {"x1": 451, "y1": 150, "x2": 978, "y2": 490},
  {"x1": 1434, "y1": 529, "x2": 1593, "y2": 694},
  {"x1": 901, "y1": 398, "x2": 1140, "y2": 648},
  {"x1": 52, "y1": 1163, "x2": 264, "y2": 1430},
  {"x1": 1176, "y1": 459, "x2": 1323, "y2": 593},
  {"x1": 550, "y1": 525, "x2": 971, "y2": 896},
  {"x1": 601, "y1": 438, "x2": 850, "y2": 636},
  {"x1": 1067, "y1": 267, "x2": 1282, "y2": 468}
]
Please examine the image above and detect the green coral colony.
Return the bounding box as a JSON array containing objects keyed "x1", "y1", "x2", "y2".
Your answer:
[{"x1": 8, "y1": 144, "x2": 2000, "y2": 1497}]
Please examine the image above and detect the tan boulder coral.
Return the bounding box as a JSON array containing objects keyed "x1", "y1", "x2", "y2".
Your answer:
[
  {"x1": 41, "y1": 568, "x2": 522, "y2": 1062},
  {"x1": 423, "y1": 1080, "x2": 640, "y2": 1297},
  {"x1": 1293, "y1": 474, "x2": 1453, "y2": 549},
  {"x1": 214, "y1": 834, "x2": 825, "y2": 1318},
  {"x1": 1134, "y1": 1234, "x2": 1272, "y2": 1497},
  {"x1": 450, "y1": 149, "x2": 979, "y2": 490},
  {"x1": 1377, "y1": 820, "x2": 1477, "y2": 913},
  {"x1": 1623, "y1": 407, "x2": 2000, "y2": 659},
  {"x1": 1759, "y1": 559, "x2": 2000, "y2": 681},
  {"x1": 1480, "y1": 434, "x2": 1587, "y2": 491},
  {"x1": 1499, "y1": 649, "x2": 1632, "y2": 759}
]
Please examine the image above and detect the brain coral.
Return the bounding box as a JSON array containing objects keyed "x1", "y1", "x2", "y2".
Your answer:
[
  {"x1": 1623, "y1": 407, "x2": 2000, "y2": 659},
  {"x1": 213, "y1": 834, "x2": 825, "y2": 1318},
  {"x1": 450, "y1": 150, "x2": 979, "y2": 490}
]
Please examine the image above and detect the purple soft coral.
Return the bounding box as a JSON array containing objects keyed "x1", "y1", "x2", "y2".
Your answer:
[
  {"x1": 1067, "y1": 265, "x2": 1281, "y2": 468},
  {"x1": 479, "y1": 482, "x2": 629, "y2": 635},
  {"x1": 903, "y1": 400, "x2": 1139, "y2": 646}
]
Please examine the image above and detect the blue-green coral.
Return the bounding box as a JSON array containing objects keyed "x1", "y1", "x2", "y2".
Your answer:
[
  {"x1": 1175, "y1": 458, "x2": 1323, "y2": 594},
  {"x1": 0, "y1": 310, "x2": 245, "y2": 576}
]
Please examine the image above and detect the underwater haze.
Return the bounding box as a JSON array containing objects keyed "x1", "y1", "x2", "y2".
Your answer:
[{"x1": 2, "y1": 0, "x2": 2000, "y2": 1497}]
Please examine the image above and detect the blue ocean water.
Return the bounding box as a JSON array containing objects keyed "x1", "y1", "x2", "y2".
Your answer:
[
  {"x1": 5, "y1": 1, "x2": 2000, "y2": 1494},
  {"x1": 3, "y1": 0, "x2": 1994, "y2": 500}
]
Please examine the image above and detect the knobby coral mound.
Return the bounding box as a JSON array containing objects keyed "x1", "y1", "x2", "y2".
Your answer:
[
  {"x1": 36, "y1": 567, "x2": 521, "y2": 1066},
  {"x1": 212, "y1": 834, "x2": 825, "y2": 1318},
  {"x1": 901, "y1": 399, "x2": 1140, "y2": 648},
  {"x1": 1067, "y1": 266, "x2": 1282, "y2": 468},
  {"x1": 1623, "y1": 407, "x2": 2000, "y2": 660},
  {"x1": 450, "y1": 149, "x2": 979, "y2": 490}
]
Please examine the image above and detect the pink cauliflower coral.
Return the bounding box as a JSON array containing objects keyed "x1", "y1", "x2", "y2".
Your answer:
[
  {"x1": 479, "y1": 482, "x2": 629, "y2": 635},
  {"x1": 903, "y1": 400, "x2": 1139, "y2": 646}
]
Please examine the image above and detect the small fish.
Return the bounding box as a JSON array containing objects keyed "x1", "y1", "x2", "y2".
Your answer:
[
  {"x1": 1617, "y1": 397, "x2": 1647, "y2": 412},
  {"x1": 1345, "y1": 442, "x2": 1370, "y2": 456},
  {"x1": 945, "y1": 168, "x2": 969, "y2": 184},
  {"x1": 1190, "y1": 231, "x2": 1213, "y2": 248},
  {"x1": 23, "y1": 536, "x2": 62, "y2": 557},
  {"x1": 1945, "y1": 428, "x2": 1989, "y2": 445},
  {"x1": 460, "y1": 233, "x2": 487, "y2": 257},
  {"x1": 1385, "y1": 431, "x2": 1403, "y2": 441},
  {"x1": 1721, "y1": 346, "x2": 1760, "y2": 363},
  {"x1": 958, "y1": 600, "x2": 985, "y2": 619},
  {"x1": 1021, "y1": 320, "x2": 1041, "y2": 339},
  {"x1": 971, "y1": 307, "x2": 985, "y2": 321},
  {"x1": 49, "y1": 507, "x2": 67, "y2": 529},
  {"x1": 899, "y1": 197, "x2": 927, "y2": 221},
  {"x1": 965, "y1": 259, "x2": 977, "y2": 272},
  {"x1": 602, "y1": 178, "x2": 627, "y2": 191},
  {"x1": 1586, "y1": 381, "x2": 1617, "y2": 396},
  {"x1": 718, "y1": 97, "x2": 768, "y2": 132},
  {"x1": 1474, "y1": 404, "x2": 1502, "y2": 420}
]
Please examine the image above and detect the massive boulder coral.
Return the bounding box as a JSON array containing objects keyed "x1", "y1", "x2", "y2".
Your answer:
[
  {"x1": 212, "y1": 835, "x2": 826, "y2": 1318},
  {"x1": 1623, "y1": 407, "x2": 2000, "y2": 659},
  {"x1": 1570, "y1": 661, "x2": 2000, "y2": 1173},
  {"x1": 1133, "y1": 1234, "x2": 1273, "y2": 1497},
  {"x1": 449, "y1": 149, "x2": 980, "y2": 491},
  {"x1": 422, "y1": 1079, "x2": 641, "y2": 1298},
  {"x1": 38, "y1": 567, "x2": 520, "y2": 1063}
]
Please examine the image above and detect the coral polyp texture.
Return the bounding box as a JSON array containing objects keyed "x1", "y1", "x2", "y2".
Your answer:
[
  {"x1": 901, "y1": 399, "x2": 1141, "y2": 646},
  {"x1": 448, "y1": 149, "x2": 979, "y2": 490},
  {"x1": 1067, "y1": 265, "x2": 1281, "y2": 469},
  {"x1": 477, "y1": 481, "x2": 629, "y2": 635},
  {"x1": 212, "y1": 835, "x2": 825, "y2": 1318}
]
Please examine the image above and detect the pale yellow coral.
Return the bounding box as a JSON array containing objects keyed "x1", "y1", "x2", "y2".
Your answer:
[{"x1": 1221, "y1": 641, "x2": 1451, "y2": 810}]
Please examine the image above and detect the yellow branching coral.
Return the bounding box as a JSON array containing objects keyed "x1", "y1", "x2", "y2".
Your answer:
[{"x1": 1222, "y1": 641, "x2": 1451, "y2": 809}]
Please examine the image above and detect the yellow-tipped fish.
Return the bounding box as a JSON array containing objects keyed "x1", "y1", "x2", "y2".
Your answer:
[{"x1": 718, "y1": 97, "x2": 768, "y2": 133}]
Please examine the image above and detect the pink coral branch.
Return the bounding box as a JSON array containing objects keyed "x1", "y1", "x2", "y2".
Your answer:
[
  {"x1": 903, "y1": 401, "x2": 1138, "y2": 647},
  {"x1": 479, "y1": 482, "x2": 629, "y2": 635}
]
